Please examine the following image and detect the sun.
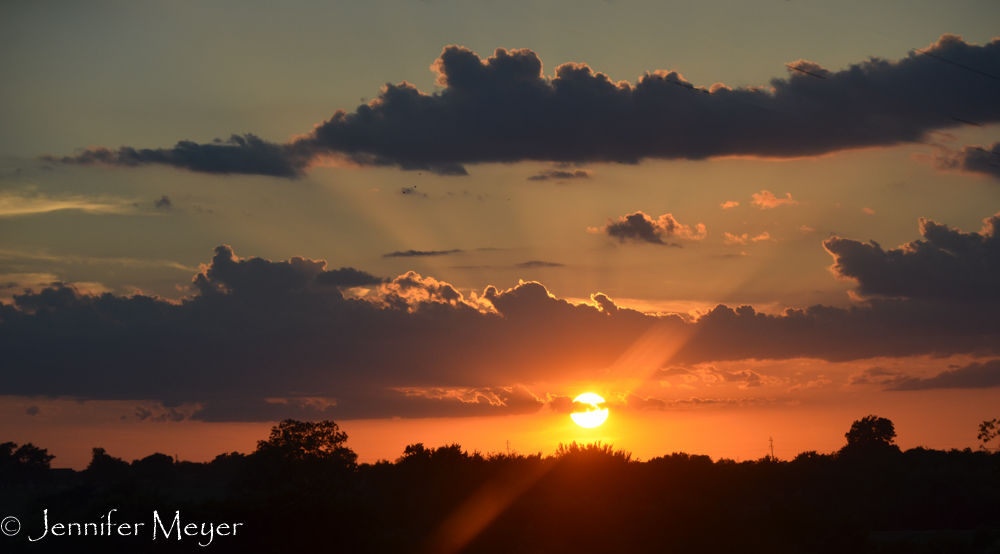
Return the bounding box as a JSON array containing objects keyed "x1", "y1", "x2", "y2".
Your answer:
[{"x1": 570, "y1": 393, "x2": 609, "y2": 428}]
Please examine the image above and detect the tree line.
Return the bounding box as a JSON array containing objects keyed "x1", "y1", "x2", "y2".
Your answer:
[{"x1": 2, "y1": 415, "x2": 998, "y2": 553}]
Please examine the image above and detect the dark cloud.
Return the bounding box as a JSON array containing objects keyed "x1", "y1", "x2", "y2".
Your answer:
[
  {"x1": 25, "y1": 406, "x2": 39, "y2": 416},
  {"x1": 46, "y1": 35, "x2": 1000, "y2": 177},
  {"x1": 4, "y1": 226, "x2": 1000, "y2": 421},
  {"x1": 824, "y1": 212, "x2": 1000, "y2": 303},
  {"x1": 313, "y1": 267, "x2": 385, "y2": 288},
  {"x1": 383, "y1": 249, "x2": 464, "y2": 258},
  {"x1": 154, "y1": 195, "x2": 172, "y2": 209},
  {"x1": 592, "y1": 211, "x2": 705, "y2": 245},
  {"x1": 514, "y1": 261, "x2": 564, "y2": 268},
  {"x1": 887, "y1": 359, "x2": 1000, "y2": 390},
  {"x1": 926, "y1": 141, "x2": 1000, "y2": 179},
  {"x1": 527, "y1": 169, "x2": 593, "y2": 181},
  {"x1": 46, "y1": 134, "x2": 307, "y2": 178}
]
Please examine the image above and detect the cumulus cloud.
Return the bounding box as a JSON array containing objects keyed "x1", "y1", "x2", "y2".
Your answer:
[
  {"x1": 591, "y1": 211, "x2": 706, "y2": 245},
  {"x1": 4, "y1": 229, "x2": 1000, "y2": 421},
  {"x1": 751, "y1": 190, "x2": 799, "y2": 209},
  {"x1": 313, "y1": 267, "x2": 385, "y2": 288},
  {"x1": 46, "y1": 35, "x2": 1000, "y2": 177},
  {"x1": 720, "y1": 201, "x2": 739, "y2": 210},
  {"x1": 824, "y1": 211, "x2": 1000, "y2": 303}
]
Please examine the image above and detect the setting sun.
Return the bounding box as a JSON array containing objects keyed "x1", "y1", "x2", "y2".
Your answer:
[{"x1": 570, "y1": 393, "x2": 609, "y2": 428}]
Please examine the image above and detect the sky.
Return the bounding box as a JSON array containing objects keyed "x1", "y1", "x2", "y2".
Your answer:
[{"x1": 1, "y1": 0, "x2": 999, "y2": 469}]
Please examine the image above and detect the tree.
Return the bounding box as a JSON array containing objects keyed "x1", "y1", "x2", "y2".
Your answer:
[
  {"x1": 840, "y1": 415, "x2": 901, "y2": 458},
  {"x1": 86, "y1": 447, "x2": 130, "y2": 482},
  {"x1": 254, "y1": 419, "x2": 356, "y2": 466},
  {"x1": 0, "y1": 442, "x2": 55, "y2": 481},
  {"x1": 244, "y1": 420, "x2": 358, "y2": 488},
  {"x1": 979, "y1": 418, "x2": 998, "y2": 451}
]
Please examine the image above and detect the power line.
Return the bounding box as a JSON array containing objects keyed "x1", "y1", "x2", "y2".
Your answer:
[
  {"x1": 915, "y1": 48, "x2": 1000, "y2": 82},
  {"x1": 784, "y1": 64, "x2": 826, "y2": 79}
]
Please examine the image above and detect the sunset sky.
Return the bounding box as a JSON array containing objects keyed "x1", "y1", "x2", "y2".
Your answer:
[{"x1": 2, "y1": 0, "x2": 999, "y2": 469}]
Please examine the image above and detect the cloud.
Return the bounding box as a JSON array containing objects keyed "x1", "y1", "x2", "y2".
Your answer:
[
  {"x1": 0, "y1": 249, "x2": 196, "y2": 272},
  {"x1": 720, "y1": 201, "x2": 739, "y2": 210},
  {"x1": 615, "y1": 392, "x2": 767, "y2": 411},
  {"x1": 847, "y1": 366, "x2": 903, "y2": 387},
  {"x1": 527, "y1": 168, "x2": 593, "y2": 181},
  {"x1": 887, "y1": 359, "x2": 1000, "y2": 390},
  {"x1": 4, "y1": 232, "x2": 1000, "y2": 421},
  {"x1": 723, "y1": 231, "x2": 772, "y2": 245},
  {"x1": 46, "y1": 134, "x2": 308, "y2": 178},
  {"x1": 313, "y1": 267, "x2": 386, "y2": 288},
  {"x1": 590, "y1": 211, "x2": 706, "y2": 244},
  {"x1": 515, "y1": 261, "x2": 564, "y2": 268},
  {"x1": 0, "y1": 191, "x2": 135, "y2": 217},
  {"x1": 154, "y1": 195, "x2": 172, "y2": 209},
  {"x1": 383, "y1": 249, "x2": 464, "y2": 258},
  {"x1": 824, "y1": 211, "x2": 1000, "y2": 303},
  {"x1": 862, "y1": 207, "x2": 874, "y2": 215},
  {"x1": 751, "y1": 190, "x2": 799, "y2": 209},
  {"x1": 923, "y1": 141, "x2": 1000, "y2": 179},
  {"x1": 46, "y1": 35, "x2": 1000, "y2": 177}
]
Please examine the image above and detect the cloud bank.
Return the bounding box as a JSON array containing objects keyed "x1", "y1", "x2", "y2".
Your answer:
[
  {"x1": 48, "y1": 34, "x2": 1000, "y2": 177},
  {"x1": 4, "y1": 213, "x2": 1000, "y2": 421}
]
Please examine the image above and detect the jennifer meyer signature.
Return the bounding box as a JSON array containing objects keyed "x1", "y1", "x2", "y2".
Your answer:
[{"x1": 3, "y1": 509, "x2": 242, "y2": 547}]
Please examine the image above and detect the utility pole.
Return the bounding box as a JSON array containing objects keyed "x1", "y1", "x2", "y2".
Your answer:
[{"x1": 769, "y1": 437, "x2": 775, "y2": 461}]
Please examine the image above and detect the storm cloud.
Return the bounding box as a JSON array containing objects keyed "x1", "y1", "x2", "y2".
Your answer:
[{"x1": 48, "y1": 34, "x2": 1000, "y2": 177}]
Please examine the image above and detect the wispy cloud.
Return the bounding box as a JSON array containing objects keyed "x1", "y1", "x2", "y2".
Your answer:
[
  {"x1": 383, "y1": 249, "x2": 464, "y2": 258},
  {"x1": 0, "y1": 191, "x2": 136, "y2": 217},
  {"x1": 0, "y1": 248, "x2": 197, "y2": 272}
]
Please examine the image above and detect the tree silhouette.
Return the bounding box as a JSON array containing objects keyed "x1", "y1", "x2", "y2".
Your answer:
[
  {"x1": 242, "y1": 419, "x2": 358, "y2": 488},
  {"x1": 979, "y1": 418, "x2": 998, "y2": 451},
  {"x1": 0, "y1": 441, "x2": 54, "y2": 481},
  {"x1": 85, "y1": 446, "x2": 130, "y2": 482},
  {"x1": 840, "y1": 414, "x2": 901, "y2": 458},
  {"x1": 254, "y1": 419, "x2": 357, "y2": 466}
]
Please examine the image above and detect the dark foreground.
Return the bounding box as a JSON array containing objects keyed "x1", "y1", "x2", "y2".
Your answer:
[{"x1": 2, "y1": 419, "x2": 999, "y2": 554}]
